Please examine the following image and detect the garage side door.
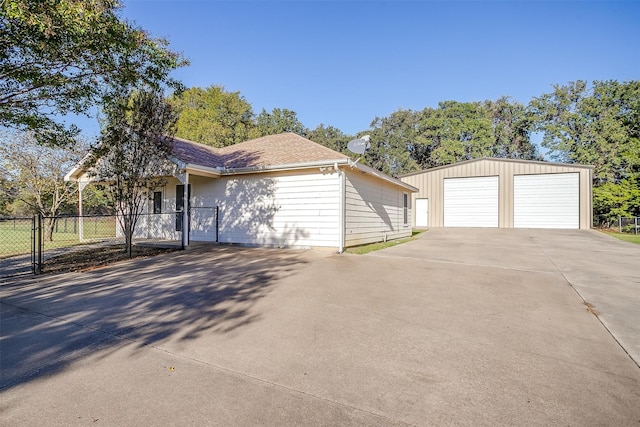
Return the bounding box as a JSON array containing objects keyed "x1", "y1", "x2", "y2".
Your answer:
[
  {"x1": 514, "y1": 173, "x2": 579, "y2": 229},
  {"x1": 415, "y1": 198, "x2": 429, "y2": 227},
  {"x1": 444, "y1": 176, "x2": 499, "y2": 227}
]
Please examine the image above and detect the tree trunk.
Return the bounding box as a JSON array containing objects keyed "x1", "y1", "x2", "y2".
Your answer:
[
  {"x1": 125, "y1": 215, "x2": 133, "y2": 258},
  {"x1": 44, "y1": 216, "x2": 56, "y2": 242}
]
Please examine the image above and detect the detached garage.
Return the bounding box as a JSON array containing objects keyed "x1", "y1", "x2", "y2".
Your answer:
[{"x1": 400, "y1": 158, "x2": 593, "y2": 230}]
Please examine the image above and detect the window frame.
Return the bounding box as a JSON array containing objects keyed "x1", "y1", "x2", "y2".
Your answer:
[
  {"x1": 403, "y1": 192, "x2": 409, "y2": 226},
  {"x1": 153, "y1": 190, "x2": 162, "y2": 214}
]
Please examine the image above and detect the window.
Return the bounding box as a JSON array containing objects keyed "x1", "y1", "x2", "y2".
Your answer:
[
  {"x1": 403, "y1": 193, "x2": 409, "y2": 225},
  {"x1": 153, "y1": 191, "x2": 162, "y2": 214}
]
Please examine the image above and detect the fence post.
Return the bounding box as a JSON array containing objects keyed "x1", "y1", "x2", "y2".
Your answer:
[
  {"x1": 31, "y1": 216, "x2": 36, "y2": 274},
  {"x1": 619, "y1": 216, "x2": 622, "y2": 233},
  {"x1": 636, "y1": 217, "x2": 639, "y2": 235},
  {"x1": 36, "y1": 213, "x2": 42, "y2": 274}
]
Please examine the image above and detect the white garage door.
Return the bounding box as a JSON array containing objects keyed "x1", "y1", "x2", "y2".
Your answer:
[
  {"x1": 514, "y1": 173, "x2": 579, "y2": 229},
  {"x1": 444, "y1": 176, "x2": 499, "y2": 227}
]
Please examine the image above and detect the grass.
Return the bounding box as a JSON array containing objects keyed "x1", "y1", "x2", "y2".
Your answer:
[
  {"x1": 345, "y1": 230, "x2": 426, "y2": 255},
  {"x1": 600, "y1": 231, "x2": 640, "y2": 245},
  {"x1": 0, "y1": 216, "x2": 117, "y2": 258}
]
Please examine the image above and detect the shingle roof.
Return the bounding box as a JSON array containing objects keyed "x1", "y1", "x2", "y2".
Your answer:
[
  {"x1": 169, "y1": 133, "x2": 348, "y2": 170},
  {"x1": 170, "y1": 137, "x2": 223, "y2": 168}
]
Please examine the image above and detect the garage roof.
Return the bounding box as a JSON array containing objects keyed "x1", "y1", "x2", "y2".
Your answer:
[{"x1": 399, "y1": 157, "x2": 594, "y2": 178}]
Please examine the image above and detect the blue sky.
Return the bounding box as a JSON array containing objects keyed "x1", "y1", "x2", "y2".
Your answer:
[{"x1": 76, "y1": 0, "x2": 640, "y2": 137}]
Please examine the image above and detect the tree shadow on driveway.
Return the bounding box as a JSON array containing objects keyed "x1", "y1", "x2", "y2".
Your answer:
[{"x1": 0, "y1": 245, "x2": 308, "y2": 391}]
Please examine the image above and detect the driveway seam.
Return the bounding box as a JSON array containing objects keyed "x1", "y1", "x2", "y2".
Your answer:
[
  {"x1": 530, "y1": 237, "x2": 640, "y2": 370},
  {"x1": 148, "y1": 343, "x2": 417, "y2": 427}
]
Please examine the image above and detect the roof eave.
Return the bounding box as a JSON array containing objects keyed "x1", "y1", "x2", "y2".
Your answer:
[
  {"x1": 184, "y1": 163, "x2": 223, "y2": 178},
  {"x1": 352, "y1": 163, "x2": 419, "y2": 192},
  {"x1": 220, "y1": 158, "x2": 350, "y2": 175}
]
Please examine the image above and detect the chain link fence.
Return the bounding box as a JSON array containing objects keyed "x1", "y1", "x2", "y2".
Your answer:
[
  {"x1": 1, "y1": 209, "x2": 219, "y2": 278},
  {"x1": 593, "y1": 215, "x2": 639, "y2": 234},
  {"x1": 0, "y1": 217, "x2": 35, "y2": 260}
]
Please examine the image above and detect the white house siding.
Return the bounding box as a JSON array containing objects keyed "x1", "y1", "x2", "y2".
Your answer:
[
  {"x1": 120, "y1": 177, "x2": 182, "y2": 241},
  {"x1": 344, "y1": 170, "x2": 411, "y2": 247},
  {"x1": 189, "y1": 170, "x2": 341, "y2": 248}
]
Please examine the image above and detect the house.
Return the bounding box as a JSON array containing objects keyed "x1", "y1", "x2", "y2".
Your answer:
[
  {"x1": 65, "y1": 133, "x2": 418, "y2": 251},
  {"x1": 399, "y1": 157, "x2": 593, "y2": 229}
]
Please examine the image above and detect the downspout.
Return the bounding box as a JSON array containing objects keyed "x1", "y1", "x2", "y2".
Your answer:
[
  {"x1": 337, "y1": 163, "x2": 346, "y2": 253},
  {"x1": 182, "y1": 172, "x2": 189, "y2": 248}
]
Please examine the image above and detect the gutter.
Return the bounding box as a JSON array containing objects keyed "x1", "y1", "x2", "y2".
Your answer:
[
  {"x1": 184, "y1": 163, "x2": 223, "y2": 178},
  {"x1": 220, "y1": 158, "x2": 350, "y2": 175}
]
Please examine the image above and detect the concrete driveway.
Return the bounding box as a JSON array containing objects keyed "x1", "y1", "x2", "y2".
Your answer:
[
  {"x1": 371, "y1": 228, "x2": 640, "y2": 366},
  {"x1": 1, "y1": 230, "x2": 639, "y2": 425}
]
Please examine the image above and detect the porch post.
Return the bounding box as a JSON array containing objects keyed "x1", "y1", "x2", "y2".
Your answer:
[
  {"x1": 182, "y1": 172, "x2": 189, "y2": 248},
  {"x1": 78, "y1": 181, "x2": 89, "y2": 241}
]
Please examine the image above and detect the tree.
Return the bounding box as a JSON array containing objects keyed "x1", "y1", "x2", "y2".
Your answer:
[
  {"x1": 255, "y1": 108, "x2": 306, "y2": 137},
  {"x1": 0, "y1": 173, "x2": 17, "y2": 217},
  {"x1": 418, "y1": 101, "x2": 495, "y2": 168},
  {"x1": 307, "y1": 124, "x2": 352, "y2": 154},
  {"x1": 0, "y1": 0, "x2": 186, "y2": 145},
  {"x1": 529, "y1": 80, "x2": 640, "y2": 219},
  {"x1": 364, "y1": 110, "x2": 421, "y2": 177},
  {"x1": 528, "y1": 80, "x2": 640, "y2": 183},
  {"x1": 170, "y1": 85, "x2": 257, "y2": 147},
  {"x1": 593, "y1": 179, "x2": 640, "y2": 226},
  {"x1": 87, "y1": 90, "x2": 178, "y2": 257},
  {"x1": 0, "y1": 131, "x2": 85, "y2": 240},
  {"x1": 484, "y1": 97, "x2": 539, "y2": 160}
]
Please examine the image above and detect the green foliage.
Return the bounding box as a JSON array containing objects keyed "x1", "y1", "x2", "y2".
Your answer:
[
  {"x1": 418, "y1": 101, "x2": 495, "y2": 167},
  {"x1": 528, "y1": 80, "x2": 640, "y2": 184},
  {"x1": 88, "y1": 89, "x2": 178, "y2": 256},
  {"x1": 170, "y1": 85, "x2": 257, "y2": 147},
  {"x1": 358, "y1": 99, "x2": 538, "y2": 175},
  {"x1": 307, "y1": 124, "x2": 352, "y2": 154},
  {"x1": 0, "y1": 0, "x2": 187, "y2": 145},
  {"x1": 365, "y1": 110, "x2": 421, "y2": 177},
  {"x1": 484, "y1": 97, "x2": 539, "y2": 160},
  {"x1": 593, "y1": 179, "x2": 640, "y2": 223},
  {"x1": 0, "y1": 175, "x2": 16, "y2": 216},
  {"x1": 529, "y1": 80, "x2": 640, "y2": 221},
  {"x1": 255, "y1": 108, "x2": 307, "y2": 137}
]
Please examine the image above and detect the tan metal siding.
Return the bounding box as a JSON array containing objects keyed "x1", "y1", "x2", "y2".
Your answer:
[{"x1": 400, "y1": 159, "x2": 593, "y2": 229}]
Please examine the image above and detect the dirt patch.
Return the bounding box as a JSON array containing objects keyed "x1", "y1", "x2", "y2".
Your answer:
[
  {"x1": 43, "y1": 245, "x2": 180, "y2": 274},
  {"x1": 584, "y1": 302, "x2": 600, "y2": 317}
]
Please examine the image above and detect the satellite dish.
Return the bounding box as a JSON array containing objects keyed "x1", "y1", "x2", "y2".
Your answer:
[{"x1": 347, "y1": 136, "x2": 371, "y2": 155}]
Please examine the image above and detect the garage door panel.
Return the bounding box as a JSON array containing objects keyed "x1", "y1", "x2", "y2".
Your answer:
[
  {"x1": 444, "y1": 176, "x2": 498, "y2": 227},
  {"x1": 514, "y1": 173, "x2": 579, "y2": 229}
]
